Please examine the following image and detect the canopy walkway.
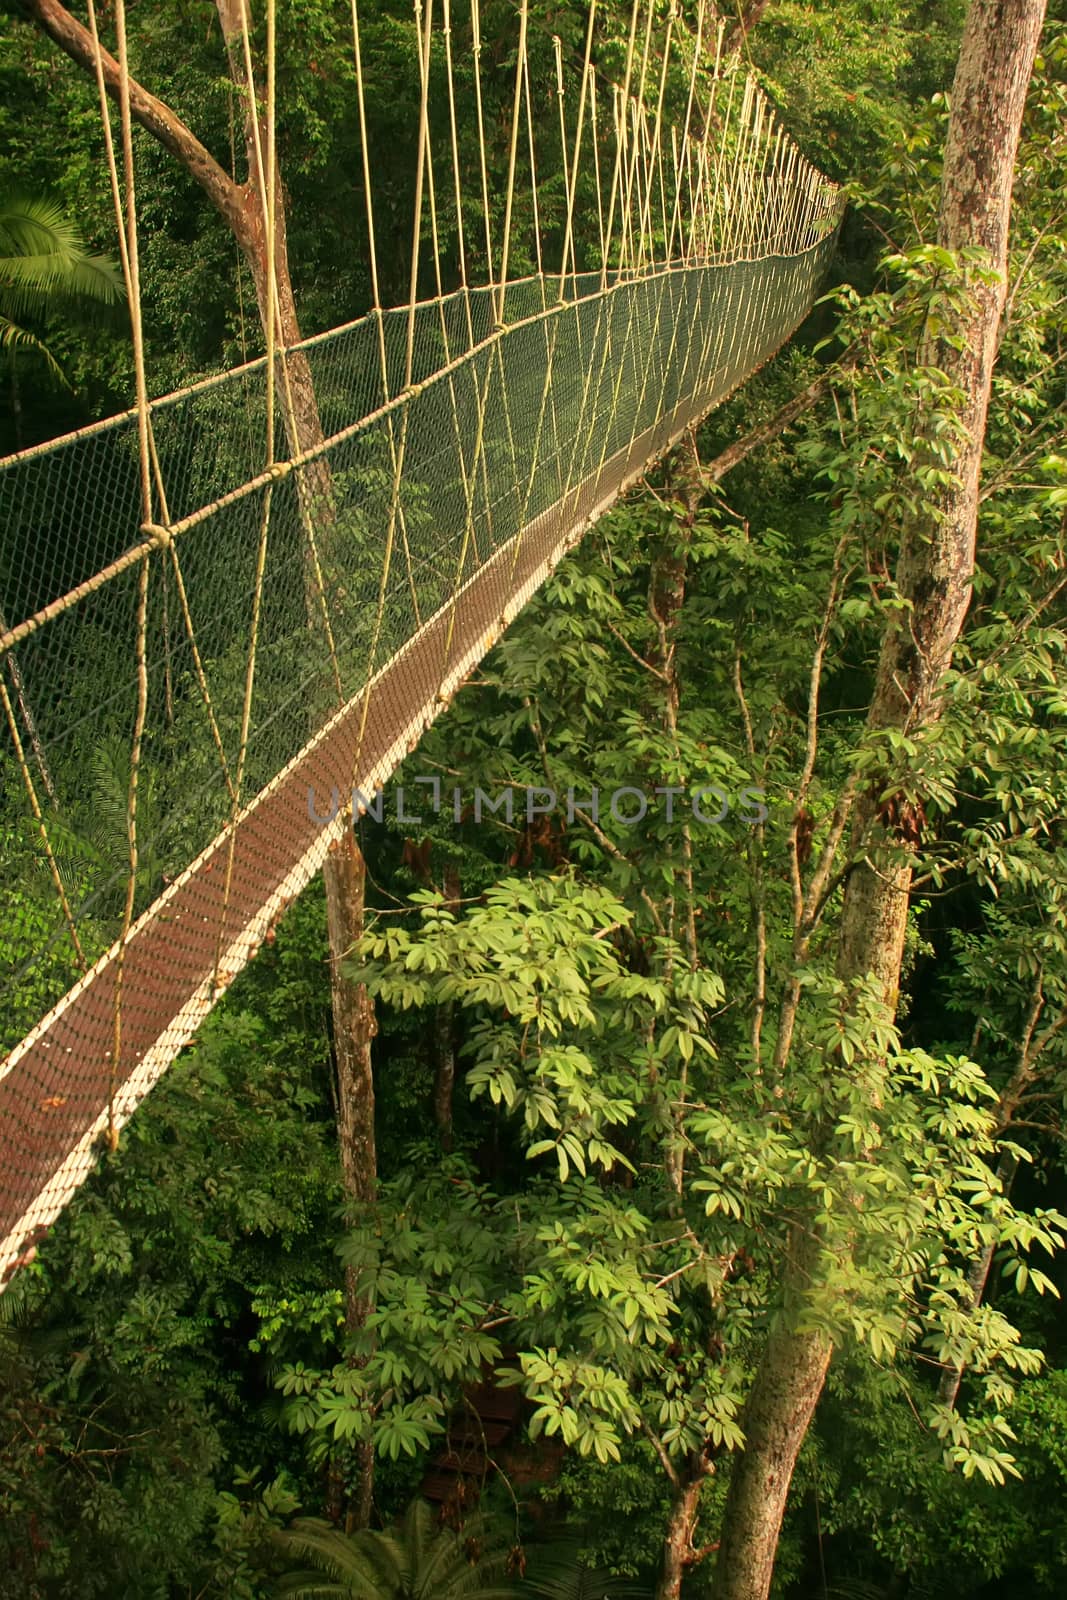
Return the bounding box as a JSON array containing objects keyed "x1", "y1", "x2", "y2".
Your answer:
[{"x1": 0, "y1": 0, "x2": 841, "y2": 1282}]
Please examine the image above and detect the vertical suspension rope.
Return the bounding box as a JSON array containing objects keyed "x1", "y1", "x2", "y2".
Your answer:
[
  {"x1": 348, "y1": 0, "x2": 436, "y2": 776},
  {"x1": 635, "y1": 0, "x2": 676, "y2": 274},
  {"x1": 589, "y1": 73, "x2": 607, "y2": 271},
  {"x1": 666, "y1": 0, "x2": 705, "y2": 264},
  {"x1": 419, "y1": 0, "x2": 490, "y2": 592},
  {"x1": 523, "y1": 38, "x2": 567, "y2": 508},
  {"x1": 557, "y1": 1, "x2": 598, "y2": 298},
  {"x1": 601, "y1": 0, "x2": 642, "y2": 287},
  {"x1": 553, "y1": 35, "x2": 576, "y2": 288},
  {"x1": 706, "y1": 33, "x2": 737, "y2": 258},
  {"x1": 87, "y1": 0, "x2": 155, "y2": 1153},
  {"x1": 624, "y1": 0, "x2": 656, "y2": 271},
  {"x1": 496, "y1": 0, "x2": 529, "y2": 327},
  {"x1": 404, "y1": 0, "x2": 433, "y2": 386},
  {"x1": 442, "y1": 0, "x2": 474, "y2": 349},
  {"x1": 470, "y1": 0, "x2": 495, "y2": 287},
  {"x1": 144, "y1": 419, "x2": 236, "y2": 803},
  {"x1": 212, "y1": 0, "x2": 279, "y2": 994},
  {"x1": 348, "y1": 0, "x2": 423, "y2": 632}
]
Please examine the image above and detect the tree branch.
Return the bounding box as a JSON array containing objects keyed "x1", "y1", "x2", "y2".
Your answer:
[
  {"x1": 640, "y1": 1418, "x2": 681, "y2": 1489},
  {"x1": 701, "y1": 344, "x2": 861, "y2": 488},
  {"x1": 24, "y1": 0, "x2": 245, "y2": 238},
  {"x1": 686, "y1": 1540, "x2": 721, "y2": 1565},
  {"x1": 724, "y1": 1, "x2": 775, "y2": 58}
]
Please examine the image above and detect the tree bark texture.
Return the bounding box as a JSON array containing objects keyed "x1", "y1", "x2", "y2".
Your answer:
[
  {"x1": 724, "y1": 1, "x2": 774, "y2": 59},
  {"x1": 837, "y1": 0, "x2": 1048, "y2": 1000},
  {"x1": 323, "y1": 825, "x2": 378, "y2": 1533},
  {"x1": 433, "y1": 864, "x2": 463, "y2": 1152},
  {"x1": 713, "y1": 5, "x2": 1047, "y2": 1598},
  {"x1": 656, "y1": 1467, "x2": 716, "y2": 1600},
  {"x1": 711, "y1": 1229, "x2": 831, "y2": 1600}
]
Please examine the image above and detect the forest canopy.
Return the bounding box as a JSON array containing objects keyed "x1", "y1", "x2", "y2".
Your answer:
[{"x1": 1, "y1": 2, "x2": 1066, "y2": 1599}]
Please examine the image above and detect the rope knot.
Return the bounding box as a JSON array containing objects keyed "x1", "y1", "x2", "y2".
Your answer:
[{"x1": 142, "y1": 521, "x2": 174, "y2": 549}]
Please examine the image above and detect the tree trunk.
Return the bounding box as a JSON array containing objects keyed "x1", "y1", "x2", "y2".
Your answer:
[
  {"x1": 433, "y1": 1003, "x2": 456, "y2": 1152},
  {"x1": 839, "y1": 0, "x2": 1048, "y2": 995},
  {"x1": 724, "y1": 1, "x2": 774, "y2": 59},
  {"x1": 711, "y1": 1231, "x2": 831, "y2": 1600},
  {"x1": 657, "y1": 1469, "x2": 714, "y2": 1600},
  {"x1": 324, "y1": 832, "x2": 378, "y2": 1224},
  {"x1": 712, "y1": 1323, "x2": 831, "y2": 1600},
  {"x1": 650, "y1": 432, "x2": 700, "y2": 717},
  {"x1": 712, "y1": 5, "x2": 1047, "y2": 1597},
  {"x1": 433, "y1": 864, "x2": 462, "y2": 1151},
  {"x1": 26, "y1": 0, "x2": 380, "y2": 1525},
  {"x1": 323, "y1": 825, "x2": 378, "y2": 1530},
  {"x1": 214, "y1": 2, "x2": 379, "y2": 1525}
]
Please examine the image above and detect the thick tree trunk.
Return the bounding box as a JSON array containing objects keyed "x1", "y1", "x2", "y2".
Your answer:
[
  {"x1": 839, "y1": 0, "x2": 1048, "y2": 988},
  {"x1": 712, "y1": 5, "x2": 1047, "y2": 1597},
  {"x1": 712, "y1": 1231, "x2": 831, "y2": 1600},
  {"x1": 713, "y1": 1322, "x2": 831, "y2": 1600},
  {"x1": 323, "y1": 825, "x2": 378, "y2": 1531},
  {"x1": 324, "y1": 832, "x2": 378, "y2": 1221}
]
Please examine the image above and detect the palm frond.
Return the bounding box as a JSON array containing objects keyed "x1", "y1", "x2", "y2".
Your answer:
[
  {"x1": 411, "y1": 1499, "x2": 516, "y2": 1595},
  {"x1": 274, "y1": 1577, "x2": 352, "y2": 1600},
  {"x1": 274, "y1": 1503, "x2": 520, "y2": 1600},
  {"x1": 0, "y1": 314, "x2": 67, "y2": 385},
  {"x1": 521, "y1": 1542, "x2": 649, "y2": 1600},
  {"x1": 274, "y1": 1517, "x2": 401, "y2": 1598},
  {"x1": 0, "y1": 197, "x2": 125, "y2": 308}
]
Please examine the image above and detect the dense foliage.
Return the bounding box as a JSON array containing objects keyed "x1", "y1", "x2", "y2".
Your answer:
[{"x1": 1, "y1": 2, "x2": 1066, "y2": 1598}]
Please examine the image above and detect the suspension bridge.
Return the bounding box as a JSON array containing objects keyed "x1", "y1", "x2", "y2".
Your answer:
[{"x1": 0, "y1": 0, "x2": 842, "y2": 1283}]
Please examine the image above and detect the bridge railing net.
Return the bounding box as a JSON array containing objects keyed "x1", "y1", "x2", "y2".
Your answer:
[{"x1": 0, "y1": 233, "x2": 837, "y2": 1274}]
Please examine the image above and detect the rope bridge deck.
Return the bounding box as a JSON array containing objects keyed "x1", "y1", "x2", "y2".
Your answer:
[{"x1": 0, "y1": 0, "x2": 842, "y2": 1282}]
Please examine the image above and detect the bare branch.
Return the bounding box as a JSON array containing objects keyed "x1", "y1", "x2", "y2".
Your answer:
[
  {"x1": 700, "y1": 344, "x2": 861, "y2": 488},
  {"x1": 640, "y1": 1418, "x2": 681, "y2": 1489},
  {"x1": 605, "y1": 620, "x2": 671, "y2": 682},
  {"x1": 24, "y1": 0, "x2": 245, "y2": 239},
  {"x1": 724, "y1": 0, "x2": 775, "y2": 59}
]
